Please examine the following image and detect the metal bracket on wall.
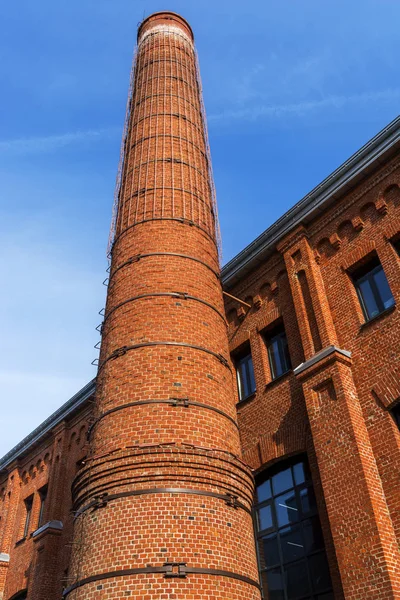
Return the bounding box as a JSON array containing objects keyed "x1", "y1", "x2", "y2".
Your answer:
[{"x1": 163, "y1": 562, "x2": 188, "y2": 578}]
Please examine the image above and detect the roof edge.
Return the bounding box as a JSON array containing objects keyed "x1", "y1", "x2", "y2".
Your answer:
[
  {"x1": 221, "y1": 115, "x2": 400, "y2": 288},
  {"x1": 0, "y1": 379, "x2": 96, "y2": 472}
]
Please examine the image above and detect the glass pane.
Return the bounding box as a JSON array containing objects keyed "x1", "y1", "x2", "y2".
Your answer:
[
  {"x1": 373, "y1": 267, "x2": 394, "y2": 310},
  {"x1": 262, "y1": 533, "x2": 280, "y2": 567},
  {"x1": 358, "y1": 277, "x2": 379, "y2": 319},
  {"x1": 280, "y1": 524, "x2": 304, "y2": 564},
  {"x1": 303, "y1": 517, "x2": 324, "y2": 554},
  {"x1": 280, "y1": 333, "x2": 291, "y2": 373},
  {"x1": 237, "y1": 361, "x2": 249, "y2": 398},
  {"x1": 257, "y1": 478, "x2": 272, "y2": 503},
  {"x1": 293, "y1": 461, "x2": 307, "y2": 485},
  {"x1": 258, "y1": 504, "x2": 273, "y2": 531},
  {"x1": 247, "y1": 356, "x2": 256, "y2": 394},
  {"x1": 316, "y1": 594, "x2": 334, "y2": 600},
  {"x1": 299, "y1": 486, "x2": 317, "y2": 516},
  {"x1": 268, "y1": 338, "x2": 282, "y2": 378},
  {"x1": 284, "y1": 559, "x2": 310, "y2": 599},
  {"x1": 308, "y1": 552, "x2": 332, "y2": 593},
  {"x1": 272, "y1": 467, "x2": 293, "y2": 495},
  {"x1": 275, "y1": 490, "x2": 299, "y2": 527},
  {"x1": 264, "y1": 568, "x2": 285, "y2": 600}
]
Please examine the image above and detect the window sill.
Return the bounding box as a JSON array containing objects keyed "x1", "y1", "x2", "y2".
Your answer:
[
  {"x1": 236, "y1": 391, "x2": 256, "y2": 406},
  {"x1": 360, "y1": 303, "x2": 396, "y2": 330},
  {"x1": 265, "y1": 370, "x2": 292, "y2": 390},
  {"x1": 15, "y1": 538, "x2": 26, "y2": 547}
]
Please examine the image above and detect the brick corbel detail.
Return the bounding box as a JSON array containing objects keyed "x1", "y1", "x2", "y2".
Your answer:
[
  {"x1": 351, "y1": 215, "x2": 365, "y2": 232},
  {"x1": 375, "y1": 197, "x2": 388, "y2": 215},
  {"x1": 329, "y1": 232, "x2": 342, "y2": 250},
  {"x1": 253, "y1": 294, "x2": 262, "y2": 309}
]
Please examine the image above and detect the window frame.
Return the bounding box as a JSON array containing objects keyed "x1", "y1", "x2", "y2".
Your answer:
[
  {"x1": 38, "y1": 485, "x2": 48, "y2": 528},
  {"x1": 391, "y1": 236, "x2": 400, "y2": 257},
  {"x1": 391, "y1": 402, "x2": 400, "y2": 431},
  {"x1": 23, "y1": 496, "x2": 33, "y2": 539},
  {"x1": 254, "y1": 456, "x2": 333, "y2": 600},
  {"x1": 351, "y1": 257, "x2": 394, "y2": 322},
  {"x1": 235, "y1": 348, "x2": 256, "y2": 402},
  {"x1": 265, "y1": 323, "x2": 292, "y2": 381}
]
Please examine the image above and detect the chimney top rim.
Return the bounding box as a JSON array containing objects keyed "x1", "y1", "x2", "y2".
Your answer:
[{"x1": 137, "y1": 11, "x2": 194, "y2": 42}]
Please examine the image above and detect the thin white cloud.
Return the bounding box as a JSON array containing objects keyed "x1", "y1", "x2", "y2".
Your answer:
[
  {"x1": 209, "y1": 89, "x2": 400, "y2": 123},
  {"x1": 0, "y1": 127, "x2": 119, "y2": 156}
]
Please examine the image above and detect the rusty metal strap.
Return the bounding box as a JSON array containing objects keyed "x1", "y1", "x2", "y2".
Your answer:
[
  {"x1": 74, "y1": 487, "x2": 251, "y2": 519},
  {"x1": 110, "y1": 217, "x2": 217, "y2": 255},
  {"x1": 97, "y1": 341, "x2": 230, "y2": 373},
  {"x1": 101, "y1": 292, "x2": 225, "y2": 326},
  {"x1": 86, "y1": 398, "x2": 238, "y2": 441},
  {"x1": 134, "y1": 112, "x2": 203, "y2": 133},
  {"x1": 128, "y1": 133, "x2": 207, "y2": 158},
  {"x1": 109, "y1": 252, "x2": 220, "y2": 282},
  {"x1": 62, "y1": 563, "x2": 261, "y2": 596}
]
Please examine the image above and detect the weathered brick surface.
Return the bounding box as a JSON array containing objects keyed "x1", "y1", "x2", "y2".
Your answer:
[
  {"x1": 65, "y1": 11, "x2": 260, "y2": 600},
  {"x1": 1, "y1": 12, "x2": 400, "y2": 600},
  {"x1": 225, "y1": 158, "x2": 400, "y2": 598},
  {"x1": 0, "y1": 408, "x2": 91, "y2": 600}
]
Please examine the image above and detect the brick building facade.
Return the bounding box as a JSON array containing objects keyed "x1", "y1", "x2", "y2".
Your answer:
[{"x1": 1, "y1": 11, "x2": 400, "y2": 600}]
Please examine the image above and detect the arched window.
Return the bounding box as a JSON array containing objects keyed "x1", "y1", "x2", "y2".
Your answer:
[{"x1": 254, "y1": 456, "x2": 333, "y2": 599}]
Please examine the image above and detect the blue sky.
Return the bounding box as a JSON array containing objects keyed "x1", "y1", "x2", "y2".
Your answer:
[{"x1": 1, "y1": 0, "x2": 399, "y2": 457}]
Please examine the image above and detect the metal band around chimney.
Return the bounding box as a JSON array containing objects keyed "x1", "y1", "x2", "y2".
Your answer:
[
  {"x1": 62, "y1": 564, "x2": 261, "y2": 596},
  {"x1": 97, "y1": 342, "x2": 230, "y2": 373},
  {"x1": 109, "y1": 253, "x2": 220, "y2": 282},
  {"x1": 111, "y1": 217, "x2": 217, "y2": 255},
  {"x1": 129, "y1": 132, "x2": 206, "y2": 158},
  {"x1": 135, "y1": 92, "x2": 200, "y2": 113},
  {"x1": 74, "y1": 486, "x2": 251, "y2": 519},
  {"x1": 101, "y1": 293, "x2": 225, "y2": 326},
  {"x1": 86, "y1": 398, "x2": 238, "y2": 441}
]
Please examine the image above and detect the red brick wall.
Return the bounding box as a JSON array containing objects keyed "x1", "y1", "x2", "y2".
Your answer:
[
  {"x1": 1, "y1": 14, "x2": 400, "y2": 600},
  {"x1": 225, "y1": 155, "x2": 400, "y2": 598},
  {"x1": 0, "y1": 407, "x2": 91, "y2": 600}
]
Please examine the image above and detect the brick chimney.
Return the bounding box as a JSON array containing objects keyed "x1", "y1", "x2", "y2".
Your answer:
[{"x1": 65, "y1": 12, "x2": 260, "y2": 599}]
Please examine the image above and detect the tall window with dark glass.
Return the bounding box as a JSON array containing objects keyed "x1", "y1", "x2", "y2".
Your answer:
[
  {"x1": 235, "y1": 349, "x2": 256, "y2": 401},
  {"x1": 254, "y1": 456, "x2": 333, "y2": 600},
  {"x1": 265, "y1": 323, "x2": 292, "y2": 380},
  {"x1": 352, "y1": 256, "x2": 394, "y2": 321}
]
